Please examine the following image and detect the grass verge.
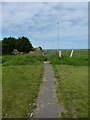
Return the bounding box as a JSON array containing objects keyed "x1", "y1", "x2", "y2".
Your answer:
[
  {"x1": 0, "y1": 66, "x2": 2, "y2": 118},
  {"x1": 2, "y1": 65, "x2": 43, "y2": 118},
  {"x1": 53, "y1": 65, "x2": 88, "y2": 118}
]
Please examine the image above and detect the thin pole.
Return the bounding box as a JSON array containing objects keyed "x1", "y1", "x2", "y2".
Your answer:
[
  {"x1": 70, "y1": 41, "x2": 74, "y2": 58},
  {"x1": 57, "y1": 21, "x2": 61, "y2": 57},
  {"x1": 57, "y1": 22, "x2": 59, "y2": 51},
  {"x1": 70, "y1": 49, "x2": 74, "y2": 58}
]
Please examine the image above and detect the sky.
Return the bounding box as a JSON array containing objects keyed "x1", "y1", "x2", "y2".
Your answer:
[{"x1": 0, "y1": 1, "x2": 88, "y2": 49}]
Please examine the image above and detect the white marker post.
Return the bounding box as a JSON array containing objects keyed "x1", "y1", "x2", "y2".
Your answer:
[
  {"x1": 59, "y1": 50, "x2": 62, "y2": 58},
  {"x1": 70, "y1": 50, "x2": 74, "y2": 58}
]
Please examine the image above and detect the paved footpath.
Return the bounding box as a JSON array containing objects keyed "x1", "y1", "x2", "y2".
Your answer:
[{"x1": 33, "y1": 61, "x2": 64, "y2": 118}]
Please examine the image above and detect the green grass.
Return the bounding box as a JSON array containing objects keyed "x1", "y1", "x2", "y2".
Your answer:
[
  {"x1": 2, "y1": 65, "x2": 43, "y2": 118},
  {"x1": 0, "y1": 56, "x2": 2, "y2": 65},
  {"x1": 0, "y1": 67, "x2": 2, "y2": 118},
  {"x1": 2, "y1": 54, "x2": 46, "y2": 118},
  {"x1": 2, "y1": 54, "x2": 46, "y2": 66},
  {"x1": 53, "y1": 65, "x2": 88, "y2": 118},
  {"x1": 2, "y1": 50, "x2": 88, "y2": 118},
  {"x1": 49, "y1": 50, "x2": 88, "y2": 66}
]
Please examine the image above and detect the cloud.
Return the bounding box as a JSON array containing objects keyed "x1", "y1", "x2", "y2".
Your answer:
[
  {"x1": 1, "y1": 0, "x2": 89, "y2": 2},
  {"x1": 0, "y1": 2, "x2": 2, "y2": 40},
  {"x1": 1, "y1": 2, "x2": 88, "y2": 49}
]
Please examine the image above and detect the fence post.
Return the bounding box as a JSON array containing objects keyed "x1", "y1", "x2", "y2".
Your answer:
[
  {"x1": 59, "y1": 50, "x2": 62, "y2": 58},
  {"x1": 70, "y1": 50, "x2": 74, "y2": 58}
]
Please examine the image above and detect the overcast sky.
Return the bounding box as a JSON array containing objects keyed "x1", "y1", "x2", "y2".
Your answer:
[{"x1": 1, "y1": 2, "x2": 88, "y2": 49}]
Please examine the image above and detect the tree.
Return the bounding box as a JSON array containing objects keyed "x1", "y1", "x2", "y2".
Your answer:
[
  {"x1": 2, "y1": 37, "x2": 17, "y2": 55},
  {"x1": 2, "y1": 36, "x2": 34, "y2": 55},
  {"x1": 16, "y1": 37, "x2": 33, "y2": 53}
]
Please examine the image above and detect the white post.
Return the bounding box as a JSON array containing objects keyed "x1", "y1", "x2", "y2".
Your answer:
[
  {"x1": 70, "y1": 50, "x2": 74, "y2": 58},
  {"x1": 59, "y1": 50, "x2": 62, "y2": 58}
]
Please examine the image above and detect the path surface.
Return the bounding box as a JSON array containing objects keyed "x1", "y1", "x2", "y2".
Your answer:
[{"x1": 33, "y1": 61, "x2": 64, "y2": 118}]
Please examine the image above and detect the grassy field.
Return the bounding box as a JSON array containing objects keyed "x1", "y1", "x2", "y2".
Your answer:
[
  {"x1": 2, "y1": 50, "x2": 88, "y2": 118},
  {"x1": 51, "y1": 50, "x2": 88, "y2": 118},
  {"x1": 0, "y1": 67, "x2": 2, "y2": 118},
  {"x1": 49, "y1": 50, "x2": 88, "y2": 66},
  {"x1": 2, "y1": 54, "x2": 44, "y2": 118},
  {"x1": 54, "y1": 65, "x2": 88, "y2": 118}
]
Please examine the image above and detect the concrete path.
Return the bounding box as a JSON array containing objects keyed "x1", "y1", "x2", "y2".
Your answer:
[{"x1": 33, "y1": 61, "x2": 64, "y2": 118}]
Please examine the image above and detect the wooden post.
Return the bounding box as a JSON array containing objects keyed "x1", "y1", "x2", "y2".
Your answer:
[
  {"x1": 70, "y1": 50, "x2": 74, "y2": 58},
  {"x1": 59, "y1": 50, "x2": 62, "y2": 58}
]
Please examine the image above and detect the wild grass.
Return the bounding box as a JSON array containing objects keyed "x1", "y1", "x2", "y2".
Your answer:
[
  {"x1": 2, "y1": 50, "x2": 88, "y2": 118},
  {"x1": 49, "y1": 50, "x2": 88, "y2": 66},
  {"x1": 2, "y1": 54, "x2": 45, "y2": 118},
  {"x1": 2, "y1": 65, "x2": 43, "y2": 118},
  {"x1": 53, "y1": 65, "x2": 88, "y2": 118},
  {"x1": 2, "y1": 54, "x2": 46, "y2": 66},
  {"x1": 0, "y1": 56, "x2": 2, "y2": 65},
  {"x1": 0, "y1": 67, "x2": 2, "y2": 118},
  {"x1": 51, "y1": 50, "x2": 88, "y2": 118}
]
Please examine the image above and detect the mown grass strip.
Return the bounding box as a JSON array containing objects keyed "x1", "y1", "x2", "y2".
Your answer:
[
  {"x1": 53, "y1": 65, "x2": 88, "y2": 118},
  {"x1": 2, "y1": 65, "x2": 43, "y2": 118}
]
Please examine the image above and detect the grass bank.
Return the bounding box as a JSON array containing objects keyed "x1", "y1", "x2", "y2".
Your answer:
[
  {"x1": 53, "y1": 65, "x2": 88, "y2": 118},
  {"x1": 2, "y1": 54, "x2": 46, "y2": 66}
]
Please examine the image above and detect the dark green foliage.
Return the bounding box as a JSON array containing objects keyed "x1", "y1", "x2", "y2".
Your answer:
[
  {"x1": 38, "y1": 46, "x2": 42, "y2": 50},
  {"x1": 2, "y1": 37, "x2": 17, "y2": 55},
  {"x1": 2, "y1": 37, "x2": 33, "y2": 55},
  {"x1": 16, "y1": 37, "x2": 33, "y2": 53}
]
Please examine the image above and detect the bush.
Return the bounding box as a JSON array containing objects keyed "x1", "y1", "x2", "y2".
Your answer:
[{"x1": 2, "y1": 37, "x2": 34, "y2": 55}]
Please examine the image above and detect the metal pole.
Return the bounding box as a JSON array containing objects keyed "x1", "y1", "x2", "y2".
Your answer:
[
  {"x1": 57, "y1": 22, "x2": 61, "y2": 57},
  {"x1": 57, "y1": 22, "x2": 59, "y2": 51}
]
